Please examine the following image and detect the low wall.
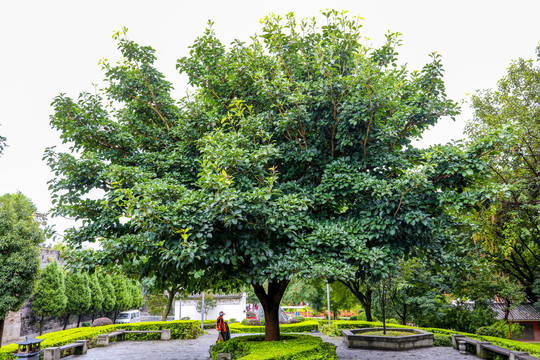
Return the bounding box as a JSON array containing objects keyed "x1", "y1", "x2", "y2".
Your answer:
[{"x1": 343, "y1": 328, "x2": 433, "y2": 350}]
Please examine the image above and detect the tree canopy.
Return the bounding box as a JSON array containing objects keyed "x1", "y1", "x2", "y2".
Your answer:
[
  {"x1": 0, "y1": 193, "x2": 44, "y2": 346},
  {"x1": 467, "y1": 44, "x2": 540, "y2": 303},
  {"x1": 47, "y1": 11, "x2": 498, "y2": 340}
]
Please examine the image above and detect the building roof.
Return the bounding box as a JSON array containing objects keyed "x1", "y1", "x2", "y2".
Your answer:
[{"x1": 492, "y1": 303, "x2": 540, "y2": 321}]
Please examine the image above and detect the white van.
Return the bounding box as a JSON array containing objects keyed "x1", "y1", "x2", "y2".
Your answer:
[{"x1": 115, "y1": 310, "x2": 141, "y2": 324}]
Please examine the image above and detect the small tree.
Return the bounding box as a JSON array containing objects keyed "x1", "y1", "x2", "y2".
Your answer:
[
  {"x1": 375, "y1": 274, "x2": 397, "y2": 335},
  {"x1": 98, "y1": 274, "x2": 116, "y2": 316},
  {"x1": 128, "y1": 280, "x2": 143, "y2": 310},
  {"x1": 0, "y1": 193, "x2": 44, "y2": 346},
  {"x1": 88, "y1": 273, "x2": 104, "y2": 321},
  {"x1": 196, "y1": 293, "x2": 217, "y2": 320},
  {"x1": 111, "y1": 275, "x2": 131, "y2": 321},
  {"x1": 64, "y1": 272, "x2": 91, "y2": 329},
  {"x1": 32, "y1": 261, "x2": 67, "y2": 335}
]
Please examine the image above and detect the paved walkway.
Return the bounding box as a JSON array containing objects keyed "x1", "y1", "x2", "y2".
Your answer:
[{"x1": 64, "y1": 329, "x2": 476, "y2": 360}]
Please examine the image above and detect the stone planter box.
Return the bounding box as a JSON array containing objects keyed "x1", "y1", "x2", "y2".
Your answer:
[{"x1": 343, "y1": 327, "x2": 434, "y2": 350}]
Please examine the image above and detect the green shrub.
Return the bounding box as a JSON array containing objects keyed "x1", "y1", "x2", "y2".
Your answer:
[
  {"x1": 491, "y1": 320, "x2": 524, "y2": 340},
  {"x1": 349, "y1": 315, "x2": 358, "y2": 320},
  {"x1": 181, "y1": 316, "x2": 190, "y2": 320},
  {"x1": 81, "y1": 322, "x2": 91, "y2": 327},
  {"x1": 230, "y1": 318, "x2": 237, "y2": 323},
  {"x1": 241, "y1": 319, "x2": 250, "y2": 326},
  {"x1": 386, "y1": 318, "x2": 399, "y2": 324},
  {"x1": 210, "y1": 334, "x2": 337, "y2": 360},
  {"x1": 433, "y1": 334, "x2": 452, "y2": 347},
  {"x1": 260, "y1": 318, "x2": 265, "y2": 326},
  {"x1": 293, "y1": 315, "x2": 305, "y2": 323},
  {"x1": 229, "y1": 320, "x2": 319, "y2": 334},
  {"x1": 320, "y1": 324, "x2": 341, "y2": 337},
  {"x1": 476, "y1": 326, "x2": 501, "y2": 337}
]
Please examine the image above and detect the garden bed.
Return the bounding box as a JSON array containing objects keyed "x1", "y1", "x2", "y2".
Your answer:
[
  {"x1": 210, "y1": 334, "x2": 337, "y2": 359},
  {"x1": 343, "y1": 327, "x2": 433, "y2": 350}
]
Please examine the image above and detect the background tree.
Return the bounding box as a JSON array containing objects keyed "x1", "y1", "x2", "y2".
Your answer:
[
  {"x1": 32, "y1": 261, "x2": 66, "y2": 335},
  {"x1": 46, "y1": 12, "x2": 497, "y2": 341},
  {"x1": 467, "y1": 44, "x2": 540, "y2": 302},
  {"x1": 196, "y1": 293, "x2": 217, "y2": 320},
  {"x1": 111, "y1": 275, "x2": 131, "y2": 321},
  {"x1": 63, "y1": 272, "x2": 91, "y2": 329},
  {"x1": 0, "y1": 131, "x2": 5, "y2": 155},
  {"x1": 88, "y1": 273, "x2": 104, "y2": 321},
  {"x1": 98, "y1": 274, "x2": 116, "y2": 316},
  {"x1": 128, "y1": 280, "x2": 143, "y2": 310},
  {"x1": 0, "y1": 193, "x2": 44, "y2": 346}
]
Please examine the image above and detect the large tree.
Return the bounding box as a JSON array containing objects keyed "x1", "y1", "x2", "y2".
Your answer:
[
  {"x1": 46, "y1": 11, "x2": 495, "y2": 340},
  {"x1": 0, "y1": 193, "x2": 44, "y2": 346},
  {"x1": 467, "y1": 44, "x2": 540, "y2": 303}
]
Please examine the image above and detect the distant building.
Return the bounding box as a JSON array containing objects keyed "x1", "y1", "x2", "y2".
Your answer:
[
  {"x1": 491, "y1": 303, "x2": 540, "y2": 341},
  {"x1": 174, "y1": 293, "x2": 247, "y2": 321}
]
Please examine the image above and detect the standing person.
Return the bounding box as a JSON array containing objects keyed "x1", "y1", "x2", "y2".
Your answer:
[{"x1": 216, "y1": 311, "x2": 230, "y2": 341}]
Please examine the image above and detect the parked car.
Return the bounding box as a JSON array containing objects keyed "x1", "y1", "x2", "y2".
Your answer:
[{"x1": 115, "y1": 310, "x2": 141, "y2": 324}]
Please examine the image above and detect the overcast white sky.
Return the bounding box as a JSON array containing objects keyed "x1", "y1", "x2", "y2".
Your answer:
[{"x1": 1, "y1": 0, "x2": 539, "y2": 239}]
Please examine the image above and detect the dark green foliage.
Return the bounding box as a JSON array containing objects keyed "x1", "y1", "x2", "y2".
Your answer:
[
  {"x1": 433, "y1": 334, "x2": 453, "y2": 347},
  {"x1": 64, "y1": 272, "x2": 91, "y2": 321},
  {"x1": 81, "y1": 322, "x2": 91, "y2": 327},
  {"x1": 467, "y1": 45, "x2": 540, "y2": 303},
  {"x1": 111, "y1": 275, "x2": 131, "y2": 312},
  {"x1": 127, "y1": 280, "x2": 143, "y2": 310},
  {"x1": 98, "y1": 274, "x2": 116, "y2": 313},
  {"x1": 211, "y1": 334, "x2": 337, "y2": 360},
  {"x1": 88, "y1": 273, "x2": 103, "y2": 315},
  {"x1": 0, "y1": 193, "x2": 44, "y2": 321},
  {"x1": 46, "y1": 11, "x2": 497, "y2": 340},
  {"x1": 241, "y1": 319, "x2": 250, "y2": 326},
  {"x1": 145, "y1": 292, "x2": 168, "y2": 316},
  {"x1": 32, "y1": 261, "x2": 67, "y2": 331}
]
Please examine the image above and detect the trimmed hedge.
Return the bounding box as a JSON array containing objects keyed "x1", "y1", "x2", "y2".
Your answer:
[
  {"x1": 211, "y1": 334, "x2": 337, "y2": 360},
  {"x1": 228, "y1": 320, "x2": 319, "y2": 334},
  {"x1": 0, "y1": 321, "x2": 202, "y2": 360}
]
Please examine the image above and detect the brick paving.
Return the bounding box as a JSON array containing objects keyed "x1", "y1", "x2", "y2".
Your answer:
[{"x1": 63, "y1": 329, "x2": 477, "y2": 359}]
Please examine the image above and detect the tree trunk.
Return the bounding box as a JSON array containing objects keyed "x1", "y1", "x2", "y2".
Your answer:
[
  {"x1": 39, "y1": 315, "x2": 44, "y2": 336},
  {"x1": 162, "y1": 285, "x2": 177, "y2": 322},
  {"x1": 253, "y1": 280, "x2": 289, "y2": 341},
  {"x1": 0, "y1": 318, "x2": 4, "y2": 348},
  {"x1": 339, "y1": 280, "x2": 373, "y2": 322},
  {"x1": 363, "y1": 290, "x2": 373, "y2": 322},
  {"x1": 77, "y1": 315, "x2": 82, "y2": 328},
  {"x1": 63, "y1": 315, "x2": 69, "y2": 330},
  {"x1": 382, "y1": 298, "x2": 386, "y2": 335}
]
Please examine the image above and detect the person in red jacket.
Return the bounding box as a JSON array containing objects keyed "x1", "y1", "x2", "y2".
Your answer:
[{"x1": 216, "y1": 311, "x2": 230, "y2": 341}]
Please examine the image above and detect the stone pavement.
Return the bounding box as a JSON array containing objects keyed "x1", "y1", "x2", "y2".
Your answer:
[{"x1": 63, "y1": 329, "x2": 477, "y2": 360}]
